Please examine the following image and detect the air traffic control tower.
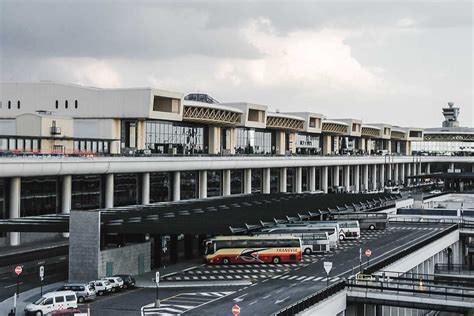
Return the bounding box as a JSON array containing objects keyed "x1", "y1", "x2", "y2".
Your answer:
[{"x1": 442, "y1": 102, "x2": 460, "y2": 128}]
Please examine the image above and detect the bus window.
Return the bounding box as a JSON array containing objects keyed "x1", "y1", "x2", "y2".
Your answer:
[
  {"x1": 216, "y1": 241, "x2": 231, "y2": 251},
  {"x1": 247, "y1": 240, "x2": 262, "y2": 248},
  {"x1": 205, "y1": 242, "x2": 215, "y2": 255},
  {"x1": 232, "y1": 240, "x2": 248, "y2": 248}
]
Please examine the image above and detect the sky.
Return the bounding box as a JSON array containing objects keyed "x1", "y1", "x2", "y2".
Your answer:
[{"x1": 0, "y1": 0, "x2": 472, "y2": 127}]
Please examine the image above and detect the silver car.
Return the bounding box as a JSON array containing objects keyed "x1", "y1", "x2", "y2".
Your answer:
[{"x1": 57, "y1": 283, "x2": 96, "y2": 303}]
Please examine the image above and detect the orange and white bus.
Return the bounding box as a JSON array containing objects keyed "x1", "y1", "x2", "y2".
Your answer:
[{"x1": 204, "y1": 236, "x2": 302, "y2": 265}]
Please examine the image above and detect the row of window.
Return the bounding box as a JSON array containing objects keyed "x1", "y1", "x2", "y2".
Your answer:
[
  {"x1": 55, "y1": 100, "x2": 78, "y2": 109},
  {"x1": 0, "y1": 100, "x2": 21, "y2": 109}
]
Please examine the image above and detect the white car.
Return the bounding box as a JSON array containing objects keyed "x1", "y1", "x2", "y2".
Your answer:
[
  {"x1": 102, "y1": 277, "x2": 124, "y2": 292},
  {"x1": 90, "y1": 279, "x2": 113, "y2": 296},
  {"x1": 24, "y1": 290, "x2": 77, "y2": 316},
  {"x1": 429, "y1": 190, "x2": 442, "y2": 194}
]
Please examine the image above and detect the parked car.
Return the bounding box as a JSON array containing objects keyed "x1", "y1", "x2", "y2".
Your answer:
[
  {"x1": 113, "y1": 274, "x2": 136, "y2": 289},
  {"x1": 24, "y1": 291, "x2": 77, "y2": 316},
  {"x1": 89, "y1": 280, "x2": 113, "y2": 296},
  {"x1": 429, "y1": 190, "x2": 442, "y2": 194},
  {"x1": 57, "y1": 283, "x2": 96, "y2": 303},
  {"x1": 101, "y1": 277, "x2": 124, "y2": 292}
]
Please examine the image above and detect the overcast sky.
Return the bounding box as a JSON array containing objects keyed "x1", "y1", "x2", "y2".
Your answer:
[{"x1": 1, "y1": 0, "x2": 472, "y2": 127}]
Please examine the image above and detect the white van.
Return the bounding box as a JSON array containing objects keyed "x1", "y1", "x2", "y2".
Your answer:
[{"x1": 24, "y1": 290, "x2": 77, "y2": 316}]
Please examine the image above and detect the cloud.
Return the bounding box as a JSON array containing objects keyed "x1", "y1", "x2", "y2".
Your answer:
[
  {"x1": 53, "y1": 59, "x2": 121, "y2": 88},
  {"x1": 396, "y1": 18, "x2": 416, "y2": 28}
]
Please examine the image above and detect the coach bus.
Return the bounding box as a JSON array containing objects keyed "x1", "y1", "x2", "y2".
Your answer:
[
  {"x1": 331, "y1": 212, "x2": 389, "y2": 230},
  {"x1": 285, "y1": 221, "x2": 360, "y2": 240},
  {"x1": 203, "y1": 236, "x2": 302, "y2": 265},
  {"x1": 256, "y1": 229, "x2": 330, "y2": 255},
  {"x1": 276, "y1": 224, "x2": 339, "y2": 249}
]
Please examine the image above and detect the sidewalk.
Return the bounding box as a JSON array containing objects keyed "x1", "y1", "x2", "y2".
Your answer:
[
  {"x1": 134, "y1": 258, "x2": 203, "y2": 288},
  {"x1": 0, "y1": 281, "x2": 65, "y2": 315}
]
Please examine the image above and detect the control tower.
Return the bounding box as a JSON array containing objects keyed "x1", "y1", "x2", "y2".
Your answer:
[{"x1": 442, "y1": 102, "x2": 460, "y2": 127}]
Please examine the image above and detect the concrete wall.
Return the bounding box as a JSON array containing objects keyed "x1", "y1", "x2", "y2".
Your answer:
[
  {"x1": 98, "y1": 242, "x2": 151, "y2": 277},
  {"x1": 298, "y1": 289, "x2": 347, "y2": 316}
]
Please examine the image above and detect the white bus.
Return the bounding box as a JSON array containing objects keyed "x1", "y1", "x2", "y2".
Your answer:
[
  {"x1": 276, "y1": 224, "x2": 339, "y2": 249},
  {"x1": 283, "y1": 222, "x2": 350, "y2": 241},
  {"x1": 300, "y1": 220, "x2": 361, "y2": 239},
  {"x1": 332, "y1": 212, "x2": 389, "y2": 230},
  {"x1": 257, "y1": 228, "x2": 330, "y2": 255}
]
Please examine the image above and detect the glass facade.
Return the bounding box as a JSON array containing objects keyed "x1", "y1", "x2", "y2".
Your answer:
[
  {"x1": 287, "y1": 168, "x2": 295, "y2": 193},
  {"x1": 21, "y1": 177, "x2": 58, "y2": 217},
  {"x1": 235, "y1": 128, "x2": 272, "y2": 155},
  {"x1": 251, "y1": 169, "x2": 262, "y2": 193},
  {"x1": 207, "y1": 171, "x2": 221, "y2": 197},
  {"x1": 181, "y1": 171, "x2": 197, "y2": 200},
  {"x1": 72, "y1": 139, "x2": 110, "y2": 154},
  {"x1": 150, "y1": 173, "x2": 170, "y2": 203},
  {"x1": 145, "y1": 121, "x2": 205, "y2": 154},
  {"x1": 231, "y1": 170, "x2": 243, "y2": 194},
  {"x1": 72, "y1": 175, "x2": 101, "y2": 210},
  {"x1": 412, "y1": 141, "x2": 474, "y2": 155},
  {"x1": 114, "y1": 174, "x2": 138, "y2": 207},
  {"x1": 296, "y1": 133, "x2": 321, "y2": 155},
  {"x1": 0, "y1": 137, "x2": 40, "y2": 152},
  {"x1": 270, "y1": 169, "x2": 279, "y2": 193}
]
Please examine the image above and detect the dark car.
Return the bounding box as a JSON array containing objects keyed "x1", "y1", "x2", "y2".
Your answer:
[
  {"x1": 113, "y1": 274, "x2": 136, "y2": 289},
  {"x1": 51, "y1": 310, "x2": 82, "y2": 315}
]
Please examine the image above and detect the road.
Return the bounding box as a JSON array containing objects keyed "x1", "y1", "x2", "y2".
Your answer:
[{"x1": 85, "y1": 223, "x2": 447, "y2": 316}]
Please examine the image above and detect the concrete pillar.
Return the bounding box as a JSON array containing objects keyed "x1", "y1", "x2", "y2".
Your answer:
[
  {"x1": 275, "y1": 131, "x2": 286, "y2": 155},
  {"x1": 243, "y1": 169, "x2": 252, "y2": 194},
  {"x1": 222, "y1": 169, "x2": 231, "y2": 196},
  {"x1": 363, "y1": 165, "x2": 369, "y2": 191},
  {"x1": 400, "y1": 163, "x2": 405, "y2": 185},
  {"x1": 141, "y1": 173, "x2": 150, "y2": 204},
  {"x1": 9, "y1": 177, "x2": 21, "y2": 246},
  {"x1": 309, "y1": 167, "x2": 316, "y2": 192},
  {"x1": 321, "y1": 166, "x2": 328, "y2": 193},
  {"x1": 105, "y1": 173, "x2": 114, "y2": 208},
  {"x1": 360, "y1": 138, "x2": 366, "y2": 152},
  {"x1": 322, "y1": 135, "x2": 332, "y2": 155},
  {"x1": 406, "y1": 163, "x2": 411, "y2": 185},
  {"x1": 295, "y1": 167, "x2": 302, "y2": 193},
  {"x1": 418, "y1": 162, "x2": 422, "y2": 177},
  {"x1": 198, "y1": 170, "x2": 207, "y2": 199},
  {"x1": 387, "y1": 164, "x2": 392, "y2": 183},
  {"x1": 426, "y1": 163, "x2": 431, "y2": 174},
  {"x1": 62, "y1": 175, "x2": 72, "y2": 238},
  {"x1": 371, "y1": 164, "x2": 377, "y2": 190},
  {"x1": 380, "y1": 164, "x2": 385, "y2": 188},
  {"x1": 354, "y1": 165, "x2": 360, "y2": 193},
  {"x1": 394, "y1": 164, "x2": 399, "y2": 185},
  {"x1": 279, "y1": 168, "x2": 287, "y2": 193},
  {"x1": 344, "y1": 165, "x2": 350, "y2": 192},
  {"x1": 334, "y1": 136, "x2": 340, "y2": 154},
  {"x1": 172, "y1": 171, "x2": 181, "y2": 201},
  {"x1": 333, "y1": 166, "x2": 340, "y2": 187},
  {"x1": 262, "y1": 168, "x2": 271, "y2": 194},
  {"x1": 208, "y1": 126, "x2": 221, "y2": 154}
]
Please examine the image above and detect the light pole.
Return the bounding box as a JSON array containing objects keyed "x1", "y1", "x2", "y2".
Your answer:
[{"x1": 154, "y1": 271, "x2": 160, "y2": 308}]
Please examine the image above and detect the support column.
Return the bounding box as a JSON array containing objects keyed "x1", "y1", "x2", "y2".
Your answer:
[
  {"x1": 222, "y1": 169, "x2": 231, "y2": 196},
  {"x1": 295, "y1": 167, "x2": 302, "y2": 193},
  {"x1": 9, "y1": 177, "x2": 21, "y2": 246},
  {"x1": 333, "y1": 166, "x2": 340, "y2": 187},
  {"x1": 309, "y1": 167, "x2": 316, "y2": 192},
  {"x1": 394, "y1": 164, "x2": 399, "y2": 185},
  {"x1": 279, "y1": 168, "x2": 287, "y2": 193},
  {"x1": 322, "y1": 135, "x2": 332, "y2": 155},
  {"x1": 400, "y1": 163, "x2": 405, "y2": 185},
  {"x1": 141, "y1": 172, "x2": 150, "y2": 205},
  {"x1": 321, "y1": 166, "x2": 328, "y2": 193},
  {"x1": 105, "y1": 173, "x2": 114, "y2": 208},
  {"x1": 426, "y1": 163, "x2": 431, "y2": 174},
  {"x1": 243, "y1": 169, "x2": 252, "y2": 194},
  {"x1": 354, "y1": 165, "x2": 360, "y2": 193},
  {"x1": 371, "y1": 164, "x2": 377, "y2": 190},
  {"x1": 406, "y1": 163, "x2": 411, "y2": 185},
  {"x1": 62, "y1": 175, "x2": 72, "y2": 238},
  {"x1": 363, "y1": 165, "x2": 369, "y2": 191},
  {"x1": 198, "y1": 170, "x2": 207, "y2": 199},
  {"x1": 172, "y1": 171, "x2": 181, "y2": 201},
  {"x1": 380, "y1": 164, "x2": 385, "y2": 188},
  {"x1": 387, "y1": 164, "x2": 392, "y2": 184},
  {"x1": 344, "y1": 165, "x2": 350, "y2": 192},
  {"x1": 262, "y1": 168, "x2": 271, "y2": 194}
]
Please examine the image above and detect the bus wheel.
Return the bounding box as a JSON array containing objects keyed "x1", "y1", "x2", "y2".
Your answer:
[
  {"x1": 339, "y1": 235, "x2": 345, "y2": 241},
  {"x1": 304, "y1": 248, "x2": 312, "y2": 255},
  {"x1": 369, "y1": 225, "x2": 375, "y2": 230},
  {"x1": 222, "y1": 257, "x2": 231, "y2": 265},
  {"x1": 272, "y1": 256, "x2": 281, "y2": 264}
]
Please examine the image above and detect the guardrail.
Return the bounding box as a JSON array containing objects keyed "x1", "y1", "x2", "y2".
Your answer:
[
  {"x1": 363, "y1": 224, "x2": 458, "y2": 274},
  {"x1": 435, "y1": 263, "x2": 474, "y2": 275},
  {"x1": 273, "y1": 280, "x2": 345, "y2": 316}
]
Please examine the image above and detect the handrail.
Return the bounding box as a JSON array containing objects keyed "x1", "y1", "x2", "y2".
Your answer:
[{"x1": 435, "y1": 263, "x2": 474, "y2": 275}]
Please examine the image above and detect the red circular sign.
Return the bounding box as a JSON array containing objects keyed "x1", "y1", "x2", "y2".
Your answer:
[
  {"x1": 14, "y1": 266, "x2": 22, "y2": 275},
  {"x1": 365, "y1": 249, "x2": 372, "y2": 257},
  {"x1": 232, "y1": 305, "x2": 241, "y2": 315}
]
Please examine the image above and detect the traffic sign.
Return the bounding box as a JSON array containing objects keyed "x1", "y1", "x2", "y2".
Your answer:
[
  {"x1": 39, "y1": 265, "x2": 44, "y2": 279},
  {"x1": 232, "y1": 304, "x2": 241, "y2": 315},
  {"x1": 365, "y1": 249, "x2": 372, "y2": 257},
  {"x1": 155, "y1": 271, "x2": 160, "y2": 285},
  {"x1": 14, "y1": 266, "x2": 22, "y2": 276},
  {"x1": 323, "y1": 261, "x2": 332, "y2": 274}
]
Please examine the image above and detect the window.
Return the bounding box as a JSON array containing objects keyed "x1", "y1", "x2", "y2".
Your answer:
[
  {"x1": 17, "y1": 100, "x2": 20, "y2": 109},
  {"x1": 55, "y1": 296, "x2": 65, "y2": 303},
  {"x1": 55, "y1": 100, "x2": 59, "y2": 109},
  {"x1": 43, "y1": 298, "x2": 54, "y2": 305},
  {"x1": 65, "y1": 295, "x2": 76, "y2": 302},
  {"x1": 75, "y1": 100, "x2": 78, "y2": 109},
  {"x1": 65, "y1": 100, "x2": 68, "y2": 109},
  {"x1": 8, "y1": 101, "x2": 11, "y2": 109}
]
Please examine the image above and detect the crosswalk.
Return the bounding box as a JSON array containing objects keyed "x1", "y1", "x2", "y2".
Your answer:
[
  {"x1": 271, "y1": 274, "x2": 342, "y2": 283},
  {"x1": 141, "y1": 291, "x2": 234, "y2": 315}
]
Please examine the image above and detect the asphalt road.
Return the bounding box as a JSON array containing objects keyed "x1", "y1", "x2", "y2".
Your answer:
[{"x1": 85, "y1": 223, "x2": 447, "y2": 316}]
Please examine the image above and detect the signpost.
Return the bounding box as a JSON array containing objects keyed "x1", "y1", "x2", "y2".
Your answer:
[
  {"x1": 39, "y1": 265, "x2": 45, "y2": 296},
  {"x1": 14, "y1": 266, "x2": 22, "y2": 297},
  {"x1": 365, "y1": 249, "x2": 372, "y2": 266},
  {"x1": 154, "y1": 271, "x2": 160, "y2": 308},
  {"x1": 232, "y1": 304, "x2": 241, "y2": 315},
  {"x1": 323, "y1": 261, "x2": 333, "y2": 287}
]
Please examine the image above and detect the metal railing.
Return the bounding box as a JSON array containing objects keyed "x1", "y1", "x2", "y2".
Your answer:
[
  {"x1": 435, "y1": 263, "x2": 474, "y2": 275},
  {"x1": 273, "y1": 280, "x2": 346, "y2": 316},
  {"x1": 363, "y1": 224, "x2": 458, "y2": 274}
]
